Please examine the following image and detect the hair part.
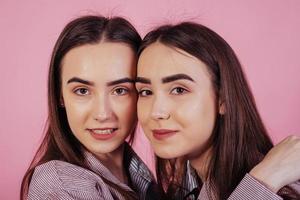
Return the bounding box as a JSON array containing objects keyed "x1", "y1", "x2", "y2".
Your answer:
[{"x1": 21, "y1": 15, "x2": 141, "y2": 200}]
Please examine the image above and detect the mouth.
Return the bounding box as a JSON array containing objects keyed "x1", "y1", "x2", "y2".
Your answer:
[
  {"x1": 88, "y1": 128, "x2": 118, "y2": 140},
  {"x1": 152, "y1": 129, "x2": 178, "y2": 140}
]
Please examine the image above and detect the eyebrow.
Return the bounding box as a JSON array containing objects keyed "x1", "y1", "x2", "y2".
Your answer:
[
  {"x1": 135, "y1": 74, "x2": 194, "y2": 85},
  {"x1": 67, "y1": 77, "x2": 94, "y2": 86},
  {"x1": 135, "y1": 77, "x2": 151, "y2": 84},
  {"x1": 67, "y1": 77, "x2": 134, "y2": 86},
  {"x1": 106, "y1": 78, "x2": 135, "y2": 86},
  {"x1": 162, "y1": 73, "x2": 194, "y2": 83}
]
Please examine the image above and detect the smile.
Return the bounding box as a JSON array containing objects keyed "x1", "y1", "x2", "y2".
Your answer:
[
  {"x1": 88, "y1": 128, "x2": 118, "y2": 140},
  {"x1": 90, "y1": 128, "x2": 117, "y2": 135}
]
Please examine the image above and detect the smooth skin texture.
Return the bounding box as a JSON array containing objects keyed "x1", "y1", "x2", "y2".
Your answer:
[
  {"x1": 137, "y1": 42, "x2": 300, "y2": 192},
  {"x1": 250, "y1": 135, "x2": 300, "y2": 192},
  {"x1": 136, "y1": 42, "x2": 221, "y2": 178},
  {"x1": 61, "y1": 42, "x2": 137, "y2": 183}
]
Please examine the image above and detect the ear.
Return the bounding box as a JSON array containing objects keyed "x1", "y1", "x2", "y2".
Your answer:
[{"x1": 218, "y1": 100, "x2": 226, "y2": 115}]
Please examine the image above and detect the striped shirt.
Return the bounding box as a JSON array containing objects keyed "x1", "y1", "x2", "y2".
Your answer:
[
  {"x1": 180, "y1": 161, "x2": 300, "y2": 200},
  {"x1": 28, "y1": 143, "x2": 158, "y2": 200}
]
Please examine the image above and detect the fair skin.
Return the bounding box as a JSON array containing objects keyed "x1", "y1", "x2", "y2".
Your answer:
[
  {"x1": 61, "y1": 42, "x2": 137, "y2": 183},
  {"x1": 137, "y1": 42, "x2": 300, "y2": 192},
  {"x1": 136, "y1": 42, "x2": 217, "y2": 179},
  {"x1": 250, "y1": 136, "x2": 300, "y2": 192}
]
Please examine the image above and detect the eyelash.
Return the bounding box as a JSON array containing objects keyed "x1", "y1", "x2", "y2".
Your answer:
[
  {"x1": 112, "y1": 87, "x2": 130, "y2": 96},
  {"x1": 138, "y1": 87, "x2": 189, "y2": 97},
  {"x1": 170, "y1": 87, "x2": 189, "y2": 95},
  {"x1": 73, "y1": 87, "x2": 130, "y2": 97},
  {"x1": 73, "y1": 87, "x2": 90, "y2": 96},
  {"x1": 138, "y1": 89, "x2": 152, "y2": 97}
]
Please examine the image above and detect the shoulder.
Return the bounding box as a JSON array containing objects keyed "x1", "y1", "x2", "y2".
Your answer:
[
  {"x1": 28, "y1": 160, "x2": 70, "y2": 199},
  {"x1": 29, "y1": 160, "x2": 62, "y2": 185},
  {"x1": 28, "y1": 160, "x2": 108, "y2": 199}
]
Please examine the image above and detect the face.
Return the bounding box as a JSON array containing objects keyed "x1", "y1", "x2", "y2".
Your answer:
[
  {"x1": 136, "y1": 42, "x2": 218, "y2": 160},
  {"x1": 61, "y1": 42, "x2": 137, "y2": 156}
]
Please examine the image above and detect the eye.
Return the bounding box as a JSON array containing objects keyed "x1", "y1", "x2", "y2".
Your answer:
[
  {"x1": 112, "y1": 88, "x2": 129, "y2": 96},
  {"x1": 74, "y1": 88, "x2": 90, "y2": 96},
  {"x1": 170, "y1": 87, "x2": 188, "y2": 95},
  {"x1": 138, "y1": 89, "x2": 152, "y2": 97}
]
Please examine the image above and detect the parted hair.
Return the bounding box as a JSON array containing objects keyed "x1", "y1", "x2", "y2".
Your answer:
[
  {"x1": 138, "y1": 22, "x2": 300, "y2": 200},
  {"x1": 21, "y1": 15, "x2": 141, "y2": 200}
]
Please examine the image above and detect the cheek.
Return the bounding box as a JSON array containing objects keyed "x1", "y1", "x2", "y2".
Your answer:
[
  {"x1": 137, "y1": 99, "x2": 151, "y2": 125},
  {"x1": 62, "y1": 92, "x2": 92, "y2": 128},
  {"x1": 173, "y1": 97, "x2": 199, "y2": 128},
  {"x1": 65, "y1": 101, "x2": 90, "y2": 126},
  {"x1": 176, "y1": 94, "x2": 217, "y2": 134},
  {"x1": 114, "y1": 96, "x2": 137, "y2": 124},
  {"x1": 137, "y1": 99, "x2": 153, "y2": 139}
]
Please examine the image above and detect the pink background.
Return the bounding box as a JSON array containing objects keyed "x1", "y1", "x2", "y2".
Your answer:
[{"x1": 1, "y1": 0, "x2": 300, "y2": 199}]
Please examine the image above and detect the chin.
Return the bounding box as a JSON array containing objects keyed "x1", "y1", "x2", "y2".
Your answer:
[
  {"x1": 88, "y1": 142, "x2": 123, "y2": 155},
  {"x1": 153, "y1": 147, "x2": 183, "y2": 159}
]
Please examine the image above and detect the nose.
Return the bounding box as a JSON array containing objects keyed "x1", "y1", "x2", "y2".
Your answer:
[
  {"x1": 150, "y1": 94, "x2": 170, "y2": 120},
  {"x1": 93, "y1": 94, "x2": 113, "y2": 122}
]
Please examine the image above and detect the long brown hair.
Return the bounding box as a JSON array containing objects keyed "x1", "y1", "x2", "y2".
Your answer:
[
  {"x1": 21, "y1": 15, "x2": 141, "y2": 200},
  {"x1": 138, "y1": 22, "x2": 299, "y2": 199}
]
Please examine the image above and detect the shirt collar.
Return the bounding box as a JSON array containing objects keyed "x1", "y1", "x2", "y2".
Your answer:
[
  {"x1": 177, "y1": 160, "x2": 201, "y2": 200},
  {"x1": 83, "y1": 142, "x2": 155, "y2": 199}
]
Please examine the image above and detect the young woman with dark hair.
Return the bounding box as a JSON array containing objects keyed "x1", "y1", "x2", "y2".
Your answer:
[
  {"x1": 136, "y1": 22, "x2": 300, "y2": 199},
  {"x1": 21, "y1": 15, "x2": 158, "y2": 200}
]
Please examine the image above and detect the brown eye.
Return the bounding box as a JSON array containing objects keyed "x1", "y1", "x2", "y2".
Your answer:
[
  {"x1": 113, "y1": 88, "x2": 129, "y2": 96},
  {"x1": 74, "y1": 88, "x2": 90, "y2": 96},
  {"x1": 170, "y1": 87, "x2": 188, "y2": 95},
  {"x1": 138, "y1": 89, "x2": 152, "y2": 97}
]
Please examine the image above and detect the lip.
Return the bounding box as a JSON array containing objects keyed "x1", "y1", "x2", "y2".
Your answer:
[
  {"x1": 88, "y1": 128, "x2": 118, "y2": 140},
  {"x1": 152, "y1": 129, "x2": 178, "y2": 140}
]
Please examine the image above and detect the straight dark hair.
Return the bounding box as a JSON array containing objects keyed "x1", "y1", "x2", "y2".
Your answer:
[
  {"x1": 21, "y1": 15, "x2": 141, "y2": 200},
  {"x1": 138, "y1": 22, "x2": 300, "y2": 199}
]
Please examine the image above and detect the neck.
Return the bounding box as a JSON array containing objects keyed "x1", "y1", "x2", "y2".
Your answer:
[
  {"x1": 94, "y1": 143, "x2": 128, "y2": 184},
  {"x1": 189, "y1": 147, "x2": 212, "y2": 182}
]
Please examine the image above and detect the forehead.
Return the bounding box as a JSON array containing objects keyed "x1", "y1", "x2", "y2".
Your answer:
[
  {"x1": 137, "y1": 42, "x2": 211, "y2": 82},
  {"x1": 61, "y1": 42, "x2": 136, "y2": 83}
]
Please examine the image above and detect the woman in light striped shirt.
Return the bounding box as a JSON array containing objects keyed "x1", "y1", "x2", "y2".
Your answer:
[
  {"x1": 21, "y1": 16, "x2": 158, "y2": 200},
  {"x1": 136, "y1": 22, "x2": 300, "y2": 199}
]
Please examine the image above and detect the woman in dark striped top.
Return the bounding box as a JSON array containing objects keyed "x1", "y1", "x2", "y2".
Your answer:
[
  {"x1": 136, "y1": 22, "x2": 300, "y2": 199},
  {"x1": 21, "y1": 15, "x2": 158, "y2": 200}
]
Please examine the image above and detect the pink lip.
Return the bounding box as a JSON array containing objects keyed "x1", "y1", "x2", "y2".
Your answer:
[
  {"x1": 152, "y1": 129, "x2": 178, "y2": 140},
  {"x1": 88, "y1": 128, "x2": 118, "y2": 140}
]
